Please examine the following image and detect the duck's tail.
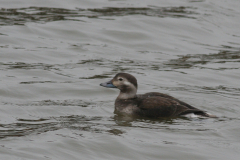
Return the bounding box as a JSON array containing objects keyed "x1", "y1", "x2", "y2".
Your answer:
[{"x1": 181, "y1": 110, "x2": 217, "y2": 118}]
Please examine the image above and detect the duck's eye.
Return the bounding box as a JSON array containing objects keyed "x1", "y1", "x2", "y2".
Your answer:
[{"x1": 118, "y1": 78, "x2": 123, "y2": 81}]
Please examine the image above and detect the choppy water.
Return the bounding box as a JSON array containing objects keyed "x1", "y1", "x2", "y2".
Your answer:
[{"x1": 0, "y1": 0, "x2": 240, "y2": 159}]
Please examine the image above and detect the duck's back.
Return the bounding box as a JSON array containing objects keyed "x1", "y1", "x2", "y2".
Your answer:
[
  {"x1": 138, "y1": 92, "x2": 198, "y2": 110},
  {"x1": 115, "y1": 92, "x2": 209, "y2": 118}
]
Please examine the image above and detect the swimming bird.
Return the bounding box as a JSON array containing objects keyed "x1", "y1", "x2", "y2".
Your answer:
[{"x1": 100, "y1": 73, "x2": 215, "y2": 118}]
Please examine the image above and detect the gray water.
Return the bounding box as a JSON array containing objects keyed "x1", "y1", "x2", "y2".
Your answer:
[{"x1": 0, "y1": 0, "x2": 240, "y2": 159}]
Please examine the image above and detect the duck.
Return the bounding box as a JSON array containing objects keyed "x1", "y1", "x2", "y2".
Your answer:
[{"x1": 100, "y1": 73, "x2": 216, "y2": 118}]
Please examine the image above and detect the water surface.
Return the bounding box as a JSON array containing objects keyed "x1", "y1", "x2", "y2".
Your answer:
[{"x1": 0, "y1": 0, "x2": 240, "y2": 159}]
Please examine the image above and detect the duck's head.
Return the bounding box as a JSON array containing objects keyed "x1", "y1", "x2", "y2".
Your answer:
[{"x1": 100, "y1": 73, "x2": 138, "y2": 99}]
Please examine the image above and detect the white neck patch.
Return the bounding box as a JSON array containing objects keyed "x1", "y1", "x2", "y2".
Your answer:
[{"x1": 117, "y1": 82, "x2": 137, "y2": 99}]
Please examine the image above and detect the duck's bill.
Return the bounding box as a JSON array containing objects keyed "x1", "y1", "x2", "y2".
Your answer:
[{"x1": 100, "y1": 80, "x2": 117, "y2": 88}]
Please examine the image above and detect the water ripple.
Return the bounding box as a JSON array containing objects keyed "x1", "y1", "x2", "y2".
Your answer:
[
  {"x1": 166, "y1": 49, "x2": 240, "y2": 70},
  {"x1": 160, "y1": 84, "x2": 240, "y2": 98},
  {"x1": 17, "y1": 99, "x2": 95, "y2": 107},
  {"x1": 0, "y1": 6, "x2": 198, "y2": 26},
  {"x1": 1, "y1": 114, "x2": 221, "y2": 139}
]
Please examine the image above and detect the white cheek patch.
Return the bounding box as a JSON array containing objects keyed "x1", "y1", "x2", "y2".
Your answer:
[
  {"x1": 123, "y1": 81, "x2": 131, "y2": 86},
  {"x1": 117, "y1": 79, "x2": 137, "y2": 99}
]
